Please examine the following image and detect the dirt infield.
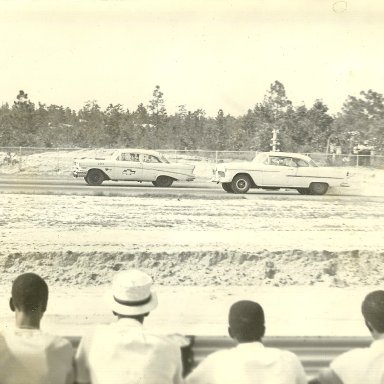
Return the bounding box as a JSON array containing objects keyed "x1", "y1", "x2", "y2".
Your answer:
[
  {"x1": 1, "y1": 192, "x2": 383, "y2": 289},
  {"x1": 1, "y1": 249, "x2": 383, "y2": 288}
]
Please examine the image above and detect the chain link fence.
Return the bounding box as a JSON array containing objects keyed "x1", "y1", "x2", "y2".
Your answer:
[{"x1": 0, "y1": 147, "x2": 383, "y2": 177}]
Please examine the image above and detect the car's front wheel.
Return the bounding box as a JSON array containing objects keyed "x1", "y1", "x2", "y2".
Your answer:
[
  {"x1": 85, "y1": 169, "x2": 105, "y2": 186},
  {"x1": 231, "y1": 174, "x2": 251, "y2": 194},
  {"x1": 221, "y1": 182, "x2": 234, "y2": 193},
  {"x1": 152, "y1": 176, "x2": 174, "y2": 187},
  {"x1": 297, "y1": 188, "x2": 310, "y2": 195},
  {"x1": 309, "y1": 182, "x2": 329, "y2": 195}
]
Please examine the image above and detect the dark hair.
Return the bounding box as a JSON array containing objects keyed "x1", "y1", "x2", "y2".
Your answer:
[
  {"x1": 229, "y1": 300, "x2": 265, "y2": 342},
  {"x1": 361, "y1": 290, "x2": 384, "y2": 333},
  {"x1": 12, "y1": 273, "x2": 48, "y2": 313}
]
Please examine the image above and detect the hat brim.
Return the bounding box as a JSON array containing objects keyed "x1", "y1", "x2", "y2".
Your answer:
[{"x1": 110, "y1": 292, "x2": 158, "y2": 316}]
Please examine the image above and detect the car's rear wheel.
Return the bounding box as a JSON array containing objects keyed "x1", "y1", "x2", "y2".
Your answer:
[
  {"x1": 231, "y1": 174, "x2": 251, "y2": 194},
  {"x1": 309, "y1": 182, "x2": 329, "y2": 195},
  {"x1": 85, "y1": 169, "x2": 105, "y2": 186},
  {"x1": 297, "y1": 188, "x2": 310, "y2": 195},
  {"x1": 152, "y1": 176, "x2": 174, "y2": 187},
  {"x1": 221, "y1": 182, "x2": 234, "y2": 193}
]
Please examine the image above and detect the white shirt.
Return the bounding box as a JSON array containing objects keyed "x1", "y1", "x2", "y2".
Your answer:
[
  {"x1": 329, "y1": 338, "x2": 384, "y2": 384},
  {"x1": 75, "y1": 318, "x2": 183, "y2": 384},
  {"x1": 0, "y1": 328, "x2": 74, "y2": 384},
  {"x1": 185, "y1": 341, "x2": 307, "y2": 384}
]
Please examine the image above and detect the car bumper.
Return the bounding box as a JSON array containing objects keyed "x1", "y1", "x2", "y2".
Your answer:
[
  {"x1": 211, "y1": 173, "x2": 232, "y2": 183},
  {"x1": 72, "y1": 170, "x2": 87, "y2": 178}
]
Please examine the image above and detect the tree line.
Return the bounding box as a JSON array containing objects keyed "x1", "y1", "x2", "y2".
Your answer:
[{"x1": 0, "y1": 82, "x2": 383, "y2": 153}]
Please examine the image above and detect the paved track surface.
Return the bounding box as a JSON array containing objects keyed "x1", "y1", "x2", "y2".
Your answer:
[{"x1": 0, "y1": 175, "x2": 376, "y2": 199}]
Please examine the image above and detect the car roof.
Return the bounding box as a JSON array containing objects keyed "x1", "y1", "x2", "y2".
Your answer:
[
  {"x1": 114, "y1": 148, "x2": 162, "y2": 156},
  {"x1": 262, "y1": 151, "x2": 311, "y2": 160}
]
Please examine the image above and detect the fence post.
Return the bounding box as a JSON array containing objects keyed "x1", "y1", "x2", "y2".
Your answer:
[
  {"x1": 356, "y1": 154, "x2": 359, "y2": 168},
  {"x1": 215, "y1": 151, "x2": 218, "y2": 164},
  {"x1": 19, "y1": 147, "x2": 22, "y2": 171},
  {"x1": 56, "y1": 147, "x2": 60, "y2": 171}
]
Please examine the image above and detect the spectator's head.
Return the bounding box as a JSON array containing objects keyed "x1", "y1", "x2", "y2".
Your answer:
[
  {"x1": 10, "y1": 273, "x2": 49, "y2": 329},
  {"x1": 10, "y1": 273, "x2": 48, "y2": 313},
  {"x1": 362, "y1": 290, "x2": 384, "y2": 336},
  {"x1": 110, "y1": 269, "x2": 158, "y2": 322},
  {"x1": 228, "y1": 300, "x2": 265, "y2": 343}
]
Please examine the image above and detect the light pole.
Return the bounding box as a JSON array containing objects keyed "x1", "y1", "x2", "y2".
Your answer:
[{"x1": 271, "y1": 128, "x2": 280, "y2": 152}]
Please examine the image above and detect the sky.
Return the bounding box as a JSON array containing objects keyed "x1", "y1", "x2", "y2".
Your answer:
[{"x1": 0, "y1": 0, "x2": 383, "y2": 117}]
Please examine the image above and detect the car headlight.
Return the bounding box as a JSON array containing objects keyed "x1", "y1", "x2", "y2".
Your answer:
[{"x1": 218, "y1": 171, "x2": 225, "y2": 177}]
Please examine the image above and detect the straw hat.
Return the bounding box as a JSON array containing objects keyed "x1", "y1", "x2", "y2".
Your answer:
[{"x1": 110, "y1": 270, "x2": 158, "y2": 316}]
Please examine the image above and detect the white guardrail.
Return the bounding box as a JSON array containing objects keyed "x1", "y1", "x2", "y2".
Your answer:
[{"x1": 66, "y1": 335, "x2": 371, "y2": 380}]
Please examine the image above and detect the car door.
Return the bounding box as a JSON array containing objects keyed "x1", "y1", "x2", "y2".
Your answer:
[
  {"x1": 112, "y1": 152, "x2": 143, "y2": 180},
  {"x1": 140, "y1": 153, "x2": 164, "y2": 181},
  {"x1": 290, "y1": 157, "x2": 313, "y2": 187},
  {"x1": 261, "y1": 156, "x2": 297, "y2": 187}
]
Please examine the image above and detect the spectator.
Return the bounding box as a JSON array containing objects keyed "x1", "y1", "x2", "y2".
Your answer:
[
  {"x1": 0, "y1": 272, "x2": 74, "y2": 384},
  {"x1": 185, "y1": 300, "x2": 307, "y2": 384},
  {"x1": 311, "y1": 290, "x2": 384, "y2": 384},
  {"x1": 75, "y1": 269, "x2": 183, "y2": 384}
]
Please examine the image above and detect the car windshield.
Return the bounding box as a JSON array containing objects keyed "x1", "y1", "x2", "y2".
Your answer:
[{"x1": 252, "y1": 153, "x2": 268, "y2": 163}]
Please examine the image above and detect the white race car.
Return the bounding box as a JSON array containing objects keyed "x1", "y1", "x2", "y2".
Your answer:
[
  {"x1": 212, "y1": 151, "x2": 349, "y2": 195},
  {"x1": 73, "y1": 149, "x2": 195, "y2": 187}
]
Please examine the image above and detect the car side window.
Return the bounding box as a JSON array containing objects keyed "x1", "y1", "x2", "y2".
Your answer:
[
  {"x1": 283, "y1": 158, "x2": 294, "y2": 167},
  {"x1": 120, "y1": 153, "x2": 139, "y2": 162},
  {"x1": 148, "y1": 155, "x2": 161, "y2": 163},
  {"x1": 142, "y1": 155, "x2": 161, "y2": 163},
  {"x1": 295, "y1": 159, "x2": 309, "y2": 167},
  {"x1": 269, "y1": 157, "x2": 283, "y2": 166}
]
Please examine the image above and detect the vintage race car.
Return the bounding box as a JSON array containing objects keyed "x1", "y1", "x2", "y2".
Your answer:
[
  {"x1": 212, "y1": 151, "x2": 350, "y2": 195},
  {"x1": 73, "y1": 149, "x2": 195, "y2": 187}
]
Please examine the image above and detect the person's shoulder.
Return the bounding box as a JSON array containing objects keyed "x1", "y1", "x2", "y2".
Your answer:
[
  {"x1": 266, "y1": 347, "x2": 302, "y2": 363},
  {"x1": 162, "y1": 333, "x2": 191, "y2": 347},
  {"x1": 331, "y1": 346, "x2": 369, "y2": 366},
  {"x1": 149, "y1": 333, "x2": 187, "y2": 351},
  {"x1": 329, "y1": 346, "x2": 371, "y2": 379},
  {"x1": 41, "y1": 332, "x2": 74, "y2": 353}
]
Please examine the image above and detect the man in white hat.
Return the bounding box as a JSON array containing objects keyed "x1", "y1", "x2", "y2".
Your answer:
[{"x1": 75, "y1": 269, "x2": 183, "y2": 384}]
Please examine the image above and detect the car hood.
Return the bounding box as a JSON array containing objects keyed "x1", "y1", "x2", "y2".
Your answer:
[{"x1": 215, "y1": 161, "x2": 252, "y2": 170}]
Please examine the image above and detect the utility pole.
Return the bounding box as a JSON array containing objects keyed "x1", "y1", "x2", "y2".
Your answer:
[{"x1": 271, "y1": 128, "x2": 280, "y2": 152}]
